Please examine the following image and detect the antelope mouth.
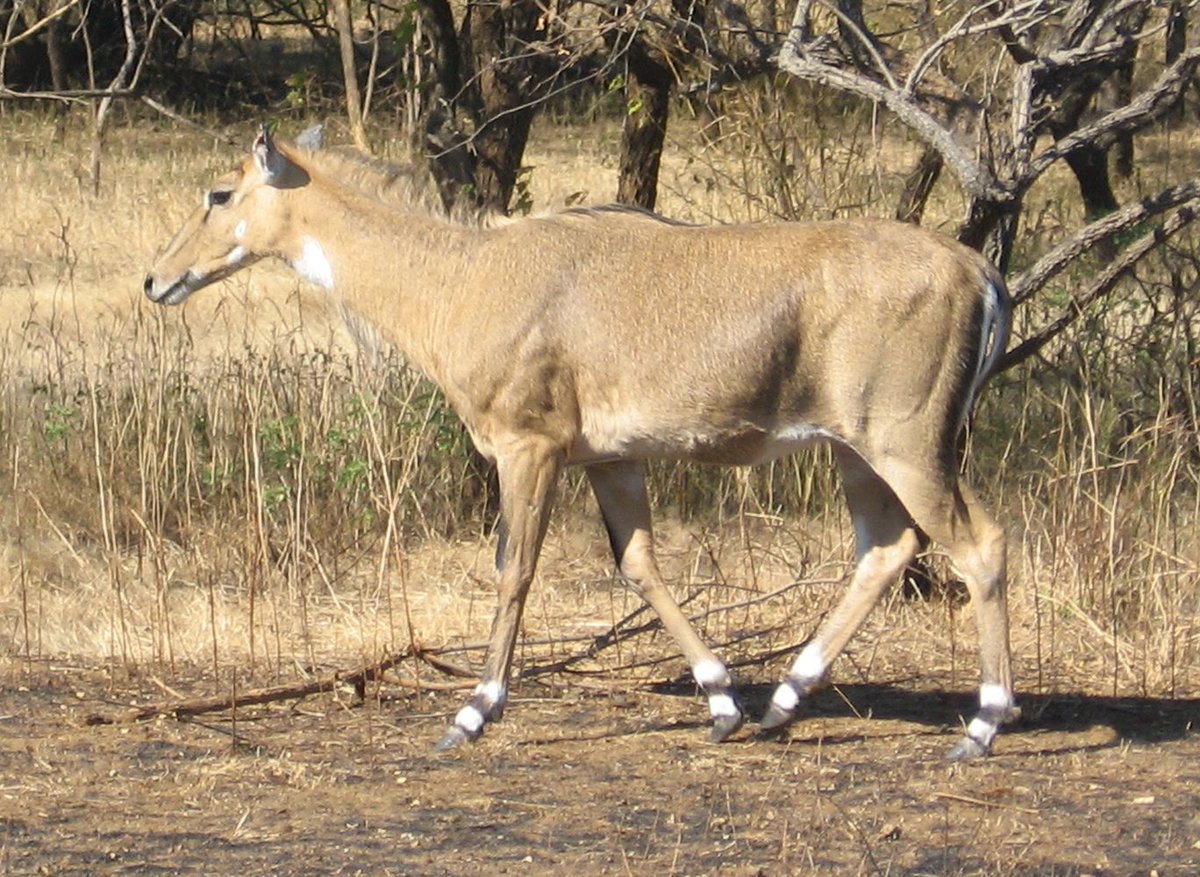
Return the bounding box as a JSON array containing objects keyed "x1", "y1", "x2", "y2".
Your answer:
[{"x1": 143, "y1": 272, "x2": 201, "y2": 306}]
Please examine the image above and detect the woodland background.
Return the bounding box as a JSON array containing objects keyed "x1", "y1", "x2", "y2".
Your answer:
[
  {"x1": 0, "y1": 4, "x2": 1199, "y2": 873},
  {"x1": 0, "y1": 0, "x2": 1197, "y2": 712}
]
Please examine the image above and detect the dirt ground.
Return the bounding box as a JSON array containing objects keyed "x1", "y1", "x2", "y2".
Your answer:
[{"x1": 1, "y1": 662, "x2": 1197, "y2": 877}]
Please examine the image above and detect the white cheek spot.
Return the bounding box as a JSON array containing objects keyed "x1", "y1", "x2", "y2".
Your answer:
[
  {"x1": 291, "y1": 236, "x2": 334, "y2": 289},
  {"x1": 234, "y1": 219, "x2": 248, "y2": 240}
]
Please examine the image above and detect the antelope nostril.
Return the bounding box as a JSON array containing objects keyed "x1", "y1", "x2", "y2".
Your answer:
[{"x1": 143, "y1": 275, "x2": 154, "y2": 296}]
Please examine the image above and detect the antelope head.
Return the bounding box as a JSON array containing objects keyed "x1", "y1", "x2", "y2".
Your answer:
[{"x1": 144, "y1": 125, "x2": 317, "y2": 306}]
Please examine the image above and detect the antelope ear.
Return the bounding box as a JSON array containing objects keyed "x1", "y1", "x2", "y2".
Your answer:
[
  {"x1": 251, "y1": 123, "x2": 310, "y2": 189},
  {"x1": 295, "y1": 123, "x2": 324, "y2": 152},
  {"x1": 253, "y1": 123, "x2": 289, "y2": 185}
]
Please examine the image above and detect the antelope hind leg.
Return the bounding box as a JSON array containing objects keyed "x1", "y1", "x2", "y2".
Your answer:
[
  {"x1": 762, "y1": 448, "x2": 920, "y2": 735},
  {"x1": 877, "y1": 460, "x2": 1018, "y2": 760}
]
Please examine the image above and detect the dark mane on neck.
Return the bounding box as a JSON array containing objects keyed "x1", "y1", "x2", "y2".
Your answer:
[{"x1": 283, "y1": 144, "x2": 445, "y2": 217}]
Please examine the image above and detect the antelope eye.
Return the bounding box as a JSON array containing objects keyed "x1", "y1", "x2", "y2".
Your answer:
[{"x1": 206, "y1": 189, "x2": 233, "y2": 209}]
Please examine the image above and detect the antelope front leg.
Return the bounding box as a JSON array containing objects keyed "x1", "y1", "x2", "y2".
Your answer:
[
  {"x1": 436, "y1": 442, "x2": 563, "y2": 751},
  {"x1": 587, "y1": 461, "x2": 744, "y2": 742}
]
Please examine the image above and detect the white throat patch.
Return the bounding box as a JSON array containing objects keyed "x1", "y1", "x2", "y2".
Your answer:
[{"x1": 291, "y1": 237, "x2": 334, "y2": 289}]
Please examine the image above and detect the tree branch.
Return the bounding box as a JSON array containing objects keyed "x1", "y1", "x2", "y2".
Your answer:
[
  {"x1": 0, "y1": 0, "x2": 81, "y2": 51},
  {"x1": 1000, "y1": 197, "x2": 1200, "y2": 372},
  {"x1": 1025, "y1": 43, "x2": 1200, "y2": 186},
  {"x1": 904, "y1": 0, "x2": 1049, "y2": 98},
  {"x1": 89, "y1": 0, "x2": 140, "y2": 195},
  {"x1": 775, "y1": 26, "x2": 1009, "y2": 202},
  {"x1": 333, "y1": 0, "x2": 367, "y2": 149},
  {"x1": 1011, "y1": 179, "x2": 1200, "y2": 305},
  {"x1": 83, "y1": 648, "x2": 425, "y2": 724}
]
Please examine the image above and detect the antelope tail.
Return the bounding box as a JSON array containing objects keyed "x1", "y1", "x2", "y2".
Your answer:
[{"x1": 963, "y1": 273, "x2": 1014, "y2": 428}]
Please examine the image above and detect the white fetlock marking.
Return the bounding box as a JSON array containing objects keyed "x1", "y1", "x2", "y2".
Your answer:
[
  {"x1": 979, "y1": 682, "x2": 1013, "y2": 712},
  {"x1": 789, "y1": 642, "x2": 825, "y2": 682},
  {"x1": 770, "y1": 682, "x2": 800, "y2": 712},
  {"x1": 966, "y1": 716, "x2": 996, "y2": 745},
  {"x1": 453, "y1": 704, "x2": 485, "y2": 735},
  {"x1": 693, "y1": 659, "x2": 731, "y2": 690},
  {"x1": 707, "y1": 692, "x2": 739, "y2": 719},
  {"x1": 474, "y1": 680, "x2": 505, "y2": 711}
]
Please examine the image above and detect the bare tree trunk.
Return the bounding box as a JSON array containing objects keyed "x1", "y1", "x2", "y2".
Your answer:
[
  {"x1": 417, "y1": 0, "x2": 476, "y2": 214},
  {"x1": 1110, "y1": 59, "x2": 1135, "y2": 178},
  {"x1": 1063, "y1": 145, "x2": 1119, "y2": 220},
  {"x1": 416, "y1": 0, "x2": 545, "y2": 214},
  {"x1": 616, "y1": 56, "x2": 672, "y2": 209},
  {"x1": 470, "y1": 100, "x2": 535, "y2": 213},
  {"x1": 45, "y1": 10, "x2": 68, "y2": 90},
  {"x1": 462, "y1": 0, "x2": 542, "y2": 212},
  {"x1": 1060, "y1": 141, "x2": 1119, "y2": 260},
  {"x1": 46, "y1": 8, "x2": 69, "y2": 135},
  {"x1": 959, "y1": 197, "x2": 1021, "y2": 276},
  {"x1": 1166, "y1": 1, "x2": 1189, "y2": 126},
  {"x1": 333, "y1": 0, "x2": 366, "y2": 149},
  {"x1": 895, "y1": 145, "x2": 942, "y2": 224}
]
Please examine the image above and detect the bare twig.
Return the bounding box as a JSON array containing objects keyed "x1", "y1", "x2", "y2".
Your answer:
[
  {"x1": 79, "y1": 562, "x2": 838, "y2": 726},
  {"x1": 775, "y1": 4, "x2": 1007, "y2": 203},
  {"x1": 1024, "y1": 44, "x2": 1200, "y2": 186},
  {"x1": 0, "y1": 0, "x2": 81, "y2": 51},
  {"x1": 140, "y1": 96, "x2": 239, "y2": 144},
  {"x1": 933, "y1": 791, "x2": 1039, "y2": 815},
  {"x1": 903, "y1": 1, "x2": 1051, "y2": 98},
  {"x1": 1010, "y1": 179, "x2": 1200, "y2": 305},
  {"x1": 89, "y1": 0, "x2": 140, "y2": 194},
  {"x1": 0, "y1": 87, "x2": 136, "y2": 102},
  {"x1": 83, "y1": 648, "x2": 420, "y2": 725},
  {"x1": 1000, "y1": 198, "x2": 1200, "y2": 372}
]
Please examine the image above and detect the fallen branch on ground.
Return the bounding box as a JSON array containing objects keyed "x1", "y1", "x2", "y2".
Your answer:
[
  {"x1": 83, "y1": 647, "x2": 422, "y2": 725},
  {"x1": 81, "y1": 571, "x2": 840, "y2": 725}
]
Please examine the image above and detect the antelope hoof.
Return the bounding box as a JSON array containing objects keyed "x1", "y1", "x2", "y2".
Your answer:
[
  {"x1": 710, "y1": 710, "x2": 745, "y2": 743},
  {"x1": 434, "y1": 724, "x2": 476, "y2": 752},
  {"x1": 946, "y1": 734, "x2": 991, "y2": 761},
  {"x1": 757, "y1": 702, "x2": 799, "y2": 736},
  {"x1": 758, "y1": 678, "x2": 808, "y2": 736}
]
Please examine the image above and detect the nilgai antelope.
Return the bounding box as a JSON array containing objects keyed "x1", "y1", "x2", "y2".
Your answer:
[{"x1": 145, "y1": 126, "x2": 1019, "y2": 759}]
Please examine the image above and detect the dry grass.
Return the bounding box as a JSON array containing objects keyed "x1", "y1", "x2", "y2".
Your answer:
[{"x1": 1, "y1": 103, "x2": 1197, "y2": 712}]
